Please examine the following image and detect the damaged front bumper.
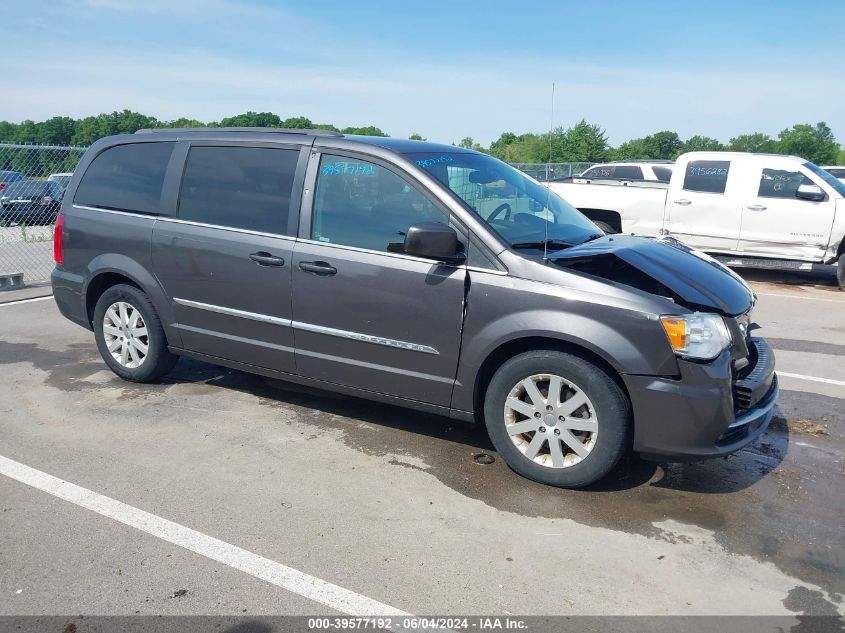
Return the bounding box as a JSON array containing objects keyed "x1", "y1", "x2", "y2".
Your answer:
[{"x1": 622, "y1": 338, "x2": 778, "y2": 462}]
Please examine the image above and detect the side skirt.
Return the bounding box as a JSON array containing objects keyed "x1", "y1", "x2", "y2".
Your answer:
[{"x1": 168, "y1": 346, "x2": 476, "y2": 423}]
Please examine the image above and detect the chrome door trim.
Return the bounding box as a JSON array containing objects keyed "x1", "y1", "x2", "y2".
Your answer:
[
  {"x1": 173, "y1": 298, "x2": 439, "y2": 355},
  {"x1": 292, "y1": 321, "x2": 439, "y2": 355},
  {"x1": 173, "y1": 298, "x2": 293, "y2": 327},
  {"x1": 156, "y1": 216, "x2": 296, "y2": 241}
]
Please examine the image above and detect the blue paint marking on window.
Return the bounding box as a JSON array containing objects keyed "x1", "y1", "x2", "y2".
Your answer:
[
  {"x1": 321, "y1": 161, "x2": 377, "y2": 176},
  {"x1": 415, "y1": 156, "x2": 455, "y2": 168}
]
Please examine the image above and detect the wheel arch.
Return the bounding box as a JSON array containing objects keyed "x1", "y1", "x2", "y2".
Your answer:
[
  {"x1": 578, "y1": 208, "x2": 622, "y2": 233},
  {"x1": 82, "y1": 254, "x2": 181, "y2": 347},
  {"x1": 471, "y1": 335, "x2": 632, "y2": 425}
]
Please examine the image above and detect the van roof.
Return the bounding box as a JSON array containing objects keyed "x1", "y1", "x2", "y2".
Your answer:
[{"x1": 133, "y1": 127, "x2": 472, "y2": 156}]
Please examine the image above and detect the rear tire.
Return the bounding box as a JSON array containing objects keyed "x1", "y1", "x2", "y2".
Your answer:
[
  {"x1": 93, "y1": 284, "x2": 177, "y2": 383},
  {"x1": 838, "y1": 254, "x2": 844, "y2": 290},
  {"x1": 483, "y1": 350, "x2": 631, "y2": 488}
]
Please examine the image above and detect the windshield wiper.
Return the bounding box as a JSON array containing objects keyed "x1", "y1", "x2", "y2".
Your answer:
[
  {"x1": 510, "y1": 238, "x2": 575, "y2": 250},
  {"x1": 578, "y1": 233, "x2": 605, "y2": 244}
]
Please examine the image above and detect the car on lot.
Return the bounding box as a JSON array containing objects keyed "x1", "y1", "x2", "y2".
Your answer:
[
  {"x1": 0, "y1": 179, "x2": 64, "y2": 225},
  {"x1": 548, "y1": 151, "x2": 845, "y2": 289},
  {"x1": 0, "y1": 169, "x2": 24, "y2": 192},
  {"x1": 576, "y1": 160, "x2": 674, "y2": 183},
  {"x1": 52, "y1": 129, "x2": 777, "y2": 488},
  {"x1": 822, "y1": 166, "x2": 845, "y2": 183},
  {"x1": 48, "y1": 172, "x2": 74, "y2": 191}
]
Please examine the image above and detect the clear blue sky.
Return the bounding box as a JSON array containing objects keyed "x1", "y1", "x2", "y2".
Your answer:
[{"x1": 6, "y1": 0, "x2": 844, "y2": 146}]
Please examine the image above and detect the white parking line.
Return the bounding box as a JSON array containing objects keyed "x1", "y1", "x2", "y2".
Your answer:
[
  {"x1": 755, "y1": 292, "x2": 844, "y2": 303},
  {"x1": 0, "y1": 454, "x2": 408, "y2": 617},
  {"x1": 0, "y1": 295, "x2": 53, "y2": 307},
  {"x1": 778, "y1": 372, "x2": 845, "y2": 387}
]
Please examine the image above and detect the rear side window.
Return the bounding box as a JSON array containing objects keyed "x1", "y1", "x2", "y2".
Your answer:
[
  {"x1": 653, "y1": 166, "x2": 673, "y2": 182},
  {"x1": 582, "y1": 165, "x2": 643, "y2": 180},
  {"x1": 826, "y1": 168, "x2": 845, "y2": 178},
  {"x1": 683, "y1": 160, "x2": 730, "y2": 194},
  {"x1": 757, "y1": 168, "x2": 812, "y2": 199},
  {"x1": 75, "y1": 142, "x2": 174, "y2": 213},
  {"x1": 178, "y1": 146, "x2": 300, "y2": 235}
]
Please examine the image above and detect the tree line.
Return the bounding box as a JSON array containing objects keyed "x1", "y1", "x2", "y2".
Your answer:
[{"x1": 1, "y1": 110, "x2": 842, "y2": 168}]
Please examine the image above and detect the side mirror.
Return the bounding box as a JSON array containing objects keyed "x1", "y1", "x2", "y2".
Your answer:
[
  {"x1": 796, "y1": 183, "x2": 826, "y2": 202},
  {"x1": 404, "y1": 222, "x2": 465, "y2": 263}
]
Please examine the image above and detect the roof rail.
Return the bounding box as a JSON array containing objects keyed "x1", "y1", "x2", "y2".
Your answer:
[{"x1": 134, "y1": 127, "x2": 343, "y2": 137}]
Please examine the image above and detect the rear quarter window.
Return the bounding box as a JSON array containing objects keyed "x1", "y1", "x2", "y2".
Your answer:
[
  {"x1": 74, "y1": 142, "x2": 174, "y2": 213},
  {"x1": 683, "y1": 160, "x2": 730, "y2": 194},
  {"x1": 582, "y1": 165, "x2": 643, "y2": 180},
  {"x1": 652, "y1": 166, "x2": 673, "y2": 182}
]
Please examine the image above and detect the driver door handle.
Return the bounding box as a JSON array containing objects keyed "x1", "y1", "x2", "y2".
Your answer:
[
  {"x1": 249, "y1": 252, "x2": 285, "y2": 267},
  {"x1": 746, "y1": 204, "x2": 767, "y2": 211},
  {"x1": 299, "y1": 261, "x2": 337, "y2": 276},
  {"x1": 673, "y1": 199, "x2": 692, "y2": 206}
]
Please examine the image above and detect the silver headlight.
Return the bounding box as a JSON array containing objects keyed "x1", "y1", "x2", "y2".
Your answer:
[{"x1": 660, "y1": 312, "x2": 732, "y2": 361}]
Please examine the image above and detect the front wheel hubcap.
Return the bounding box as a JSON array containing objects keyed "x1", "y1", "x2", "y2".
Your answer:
[
  {"x1": 102, "y1": 301, "x2": 149, "y2": 369},
  {"x1": 503, "y1": 373, "x2": 598, "y2": 468}
]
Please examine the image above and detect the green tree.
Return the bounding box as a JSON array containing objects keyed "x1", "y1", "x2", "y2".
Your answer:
[
  {"x1": 558, "y1": 120, "x2": 611, "y2": 162},
  {"x1": 837, "y1": 147, "x2": 845, "y2": 164},
  {"x1": 219, "y1": 111, "x2": 282, "y2": 127},
  {"x1": 777, "y1": 122, "x2": 839, "y2": 164},
  {"x1": 489, "y1": 132, "x2": 519, "y2": 159},
  {"x1": 408, "y1": 133, "x2": 425, "y2": 141},
  {"x1": 281, "y1": 116, "x2": 314, "y2": 129},
  {"x1": 680, "y1": 135, "x2": 724, "y2": 154},
  {"x1": 612, "y1": 138, "x2": 651, "y2": 160},
  {"x1": 341, "y1": 125, "x2": 387, "y2": 136},
  {"x1": 643, "y1": 131, "x2": 682, "y2": 159},
  {"x1": 161, "y1": 117, "x2": 206, "y2": 128},
  {"x1": 727, "y1": 133, "x2": 778, "y2": 153}
]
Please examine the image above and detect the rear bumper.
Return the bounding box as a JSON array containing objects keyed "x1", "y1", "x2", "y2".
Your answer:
[
  {"x1": 623, "y1": 338, "x2": 777, "y2": 462},
  {"x1": 51, "y1": 267, "x2": 90, "y2": 330}
]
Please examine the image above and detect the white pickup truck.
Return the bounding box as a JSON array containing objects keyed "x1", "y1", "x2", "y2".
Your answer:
[{"x1": 548, "y1": 151, "x2": 845, "y2": 288}]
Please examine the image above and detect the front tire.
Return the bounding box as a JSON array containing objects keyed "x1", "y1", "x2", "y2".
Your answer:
[
  {"x1": 484, "y1": 350, "x2": 631, "y2": 488},
  {"x1": 837, "y1": 254, "x2": 844, "y2": 290},
  {"x1": 93, "y1": 284, "x2": 177, "y2": 383}
]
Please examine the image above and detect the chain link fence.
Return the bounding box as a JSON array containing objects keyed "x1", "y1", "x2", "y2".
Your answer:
[
  {"x1": 0, "y1": 143, "x2": 86, "y2": 285},
  {"x1": 508, "y1": 162, "x2": 594, "y2": 181}
]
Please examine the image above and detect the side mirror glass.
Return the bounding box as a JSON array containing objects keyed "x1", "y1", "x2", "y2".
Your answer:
[
  {"x1": 403, "y1": 222, "x2": 465, "y2": 264},
  {"x1": 796, "y1": 183, "x2": 826, "y2": 202}
]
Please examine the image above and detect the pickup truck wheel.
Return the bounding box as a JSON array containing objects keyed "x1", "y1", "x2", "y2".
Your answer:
[
  {"x1": 838, "y1": 254, "x2": 845, "y2": 290},
  {"x1": 484, "y1": 350, "x2": 631, "y2": 488},
  {"x1": 93, "y1": 284, "x2": 177, "y2": 383},
  {"x1": 593, "y1": 220, "x2": 617, "y2": 235}
]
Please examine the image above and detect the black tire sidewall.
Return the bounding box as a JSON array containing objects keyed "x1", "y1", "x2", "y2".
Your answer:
[
  {"x1": 484, "y1": 350, "x2": 631, "y2": 488},
  {"x1": 92, "y1": 284, "x2": 175, "y2": 383},
  {"x1": 838, "y1": 254, "x2": 844, "y2": 290}
]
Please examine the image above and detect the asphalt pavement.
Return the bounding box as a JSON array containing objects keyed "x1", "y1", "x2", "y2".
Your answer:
[{"x1": 0, "y1": 270, "x2": 842, "y2": 619}]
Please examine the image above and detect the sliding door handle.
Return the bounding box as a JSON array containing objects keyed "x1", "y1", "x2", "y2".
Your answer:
[
  {"x1": 746, "y1": 204, "x2": 767, "y2": 211},
  {"x1": 673, "y1": 199, "x2": 692, "y2": 206}
]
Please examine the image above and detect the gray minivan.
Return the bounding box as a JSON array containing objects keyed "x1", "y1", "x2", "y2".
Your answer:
[{"x1": 52, "y1": 128, "x2": 777, "y2": 488}]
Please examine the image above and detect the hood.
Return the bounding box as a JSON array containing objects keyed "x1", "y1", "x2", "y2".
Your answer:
[{"x1": 550, "y1": 235, "x2": 754, "y2": 316}]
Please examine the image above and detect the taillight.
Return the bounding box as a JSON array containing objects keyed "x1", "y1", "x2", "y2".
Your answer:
[
  {"x1": 53, "y1": 213, "x2": 64, "y2": 265},
  {"x1": 0, "y1": 183, "x2": 6, "y2": 191}
]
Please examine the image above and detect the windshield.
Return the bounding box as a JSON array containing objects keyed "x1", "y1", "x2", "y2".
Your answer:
[
  {"x1": 406, "y1": 151, "x2": 600, "y2": 248},
  {"x1": 805, "y1": 162, "x2": 845, "y2": 197}
]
